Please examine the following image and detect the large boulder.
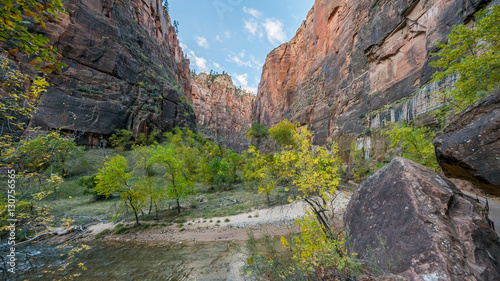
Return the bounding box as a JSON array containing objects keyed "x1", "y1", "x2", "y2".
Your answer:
[
  {"x1": 433, "y1": 91, "x2": 500, "y2": 196},
  {"x1": 345, "y1": 158, "x2": 500, "y2": 281}
]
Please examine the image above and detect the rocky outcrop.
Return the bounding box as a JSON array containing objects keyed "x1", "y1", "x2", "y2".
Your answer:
[
  {"x1": 345, "y1": 158, "x2": 500, "y2": 281},
  {"x1": 190, "y1": 73, "x2": 255, "y2": 151},
  {"x1": 434, "y1": 90, "x2": 500, "y2": 196},
  {"x1": 11, "y1": 0, "x2": 195, "y2": 147},
  {"x1": 254, "y1": 0, "x2": 490, "y2": 146}
]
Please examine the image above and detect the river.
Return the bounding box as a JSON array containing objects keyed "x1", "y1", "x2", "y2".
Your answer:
[{"x1": 5, "y1": 240, "x2": 250, "y2": 281}]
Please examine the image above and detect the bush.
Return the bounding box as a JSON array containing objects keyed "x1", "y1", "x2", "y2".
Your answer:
[
  {"x1": 246, "y1": 212, "x2": 361, "y2": 280},
  {"x1": 109, "y1": 129, "x2": 134, "y2": 151}
]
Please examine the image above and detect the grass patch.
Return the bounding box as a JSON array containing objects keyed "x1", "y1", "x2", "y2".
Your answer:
[
  {"x1": 95, "y1": 229, "x2": 111, "y2": 239},
  {"x1": 114, "y1": 224, "x2": 128, "y2": 234}
]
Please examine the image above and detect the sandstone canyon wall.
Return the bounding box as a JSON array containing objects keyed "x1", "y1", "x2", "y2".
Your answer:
[
  {"x1": 13, "y1": 0, "x2": 195, "y2": 147},
  {"x1": 190, "y1": 73, "x2": 255, "y2": 151},
  {"x1": 253, "y1": 0, "x2": 490, "y2": 151}
]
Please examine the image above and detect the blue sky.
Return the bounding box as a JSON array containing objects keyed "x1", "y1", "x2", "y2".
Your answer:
[{"x1": 169, "y1": 0, "x2": 314, "y2": 94}]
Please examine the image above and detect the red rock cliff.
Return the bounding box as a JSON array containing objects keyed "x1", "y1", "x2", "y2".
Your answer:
[
  {"x1": 16, "y1": 0, "x2": 196, "y2": 147},
  {"x1": 254, "y1": 0, "x2": 490, "y2": 145},
  {"x1": 190, "y1": 73, "x2": 255, "y2": 149}
]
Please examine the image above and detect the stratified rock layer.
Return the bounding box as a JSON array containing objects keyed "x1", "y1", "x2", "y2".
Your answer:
[
  {"x1": 254, "y1": 0, "x2": 489, "y2": 145},
  {"x1": 434, "y1": 90, "x2": 500, "y2": 196},
  {"x1": 24, "y1": 0, "x2": 195, "y2": 146},
  {"x1": 345, "y1": 158, "x2": 500, "y2": 281},
  {"x1": 190, "y1": 73, "x2": 254, "y2": 151}
]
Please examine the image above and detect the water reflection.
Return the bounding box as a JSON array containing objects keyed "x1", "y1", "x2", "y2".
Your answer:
[{"x1": 8, "y1": 241, "x2": 247, "y2": 281}]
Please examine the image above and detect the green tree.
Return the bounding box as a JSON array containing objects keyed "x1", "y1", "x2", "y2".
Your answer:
[
  {"x1": 108, "y1": 129, "x2": 134, "y2": 151},
  {"x1": 95, "y1": 155, "x2": 144, "y2": 225},
  {"x1": 2, "y1": 131, "x2": 81, "y2": 173},
  {"x1": 431, "y1": 5, "x2": 500, "y2": 112},
  {"x1": 132, "y1": 145, "x2": 163, "y2": 219},
  {"x1": 162, "y1": 0, "x2": 169, "y2": 13},
  {"x1": 0, "y1": 1, "x2": 66, "y2": 148},
  {"x1": 384, "y1": 122, "x2": 439, "y2": 171},
  {"x1": 244, "y1": 145, "x2": 277, "y2": 204},
  {"x1": 77, "y1": 175, "x2": 101, "y2": 199},
  {"x1": 150, "y1": 144, "x2": 195, "y2": 213},
  {"x1": 0, "y1": 60, "x2": 49, "y2": 138},
  {"x1": 246, "y1": 122, "x2": 269, "y2": 147},
  {"x1": 1, "y1": 131, "x2": 82, "y2": 199},
  {"x1": 269, "y1": 119, "x2": 297, "y2": 148},
  {"x1": 136, "y1": 131, "x2": 159, "y2": 147},
  {"x1": 95, "y1": 155, "x2": 131, "y2": 198},
  {"x1": 0, "y1": 0, "x2": 66, "y2": 72}
]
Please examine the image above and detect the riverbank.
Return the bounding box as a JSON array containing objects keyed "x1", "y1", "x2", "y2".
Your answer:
[{"x1": 75, "y1": 190, "x2": 353, "y2": 244}]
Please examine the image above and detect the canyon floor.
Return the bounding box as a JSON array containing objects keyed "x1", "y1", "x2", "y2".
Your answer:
[{"x1": 84, "y1": 190, "x2": 352, "y2": 243}]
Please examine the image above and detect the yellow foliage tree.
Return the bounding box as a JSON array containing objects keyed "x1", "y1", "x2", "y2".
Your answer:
[{"x1": 277, "y1": 126, "x2": 340, "y2": 237}]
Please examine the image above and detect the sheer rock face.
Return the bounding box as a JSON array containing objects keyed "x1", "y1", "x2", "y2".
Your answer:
[
  {"x1": 434, "y1": 90, "x2": 500, "y2": 196},
  {"x1": 190, "y1": 73, "x2": 255, "y2": 151},
  {"x1": 345, "y1": 158, "x2": 500, "y2": 281},
  {"x1": 253, "y1": 0, "x2": 489, "y2": 145},
  {"x1": 25, "y1": 0, "x2": 195, "y2": 147}
]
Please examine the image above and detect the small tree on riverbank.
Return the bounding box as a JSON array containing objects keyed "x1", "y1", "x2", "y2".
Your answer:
[
  {"x1": 150, "y1": 144, "x2": 195, "y2": 213},
  {"x1": 95, "y1": 155, "x2": 144, "y2": 225}
]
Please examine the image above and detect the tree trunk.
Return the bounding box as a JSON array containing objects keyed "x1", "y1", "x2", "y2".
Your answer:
[
  {"x1": 133, "y1": 209, "x2": 140, "y2": 226},
  {"x1": 305, "y1": 198, "x2": 333, "y2": 240},
  {"x1": 52, "y1": 185, "x2": 58, "y2": 200},
  {"x1": 176, "y1": 198, "x2": 181, "y2": 214},
  {"x1": 148, "y1": 197, "x2": 153, "y2": 215},
  {"x1": 155, "y1": 203, "x2": 159, "y2": 220},
  {"x1": 129, "y1": 198, "x2": 140, "y2": 226}
]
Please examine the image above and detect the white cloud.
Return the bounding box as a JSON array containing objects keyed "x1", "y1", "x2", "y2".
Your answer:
[
  {"x1": 263, "y1": 19, "x2": 287, "y2": 45},
  {"x1": 224, "y1": 31, "x2": 231, "y2": 38},
  {"x1": 233, "y1": 73, "x2": 249, "y2": 87},
  {"x1": 227, "y1": 55, "x2": 252, "y2": 68},
  {"x1": 226, "y1": 50, "x2": 263, "y2": 70},
  {"x1": 244, "y1": 18, "x2": 258, "y2": 36},
  {"x1": 250, "y1": 55, "x2": 263, "y2": 67},
  {"x1": 213, "y1": 62, "x2": 221, "y2": 69},
  {"x1": 195, "y1": 36, "x2": 209, "y2": 49},
  {"x1": 193, "y1": 55, "x2": 207, "y2": 71},
  {"x1": 215, "y1": 35, "x2": 222, "y2": 43},
  {"x1": 242, "y1": 7, "x2": 263, "y2": 18},
  {"x1": 181, "y1": 43, "x2": 208, "y2": 71},
  {"x1": 232, "y1": 72, "x2": 258, "y2": 95},
  {"x1": 243, "y1": 86, "x2": 258, "y2": 95}
]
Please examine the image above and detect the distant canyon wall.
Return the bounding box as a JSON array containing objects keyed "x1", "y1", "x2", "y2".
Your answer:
[
  {"x1": 190, "y1": 73, "x2": 255, "y2": 151},
  {"x1": 253, "y1": 0, "x2": 490, "y2": 149}
]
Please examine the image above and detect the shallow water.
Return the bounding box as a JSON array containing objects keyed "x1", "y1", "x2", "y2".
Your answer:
[{"x1": 7, "y1": 240, "x2": 248, "y2": 281}]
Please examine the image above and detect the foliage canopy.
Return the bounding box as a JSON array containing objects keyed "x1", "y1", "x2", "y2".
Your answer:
[{"x1": 431, "y1": 5, "x2": 500, "y2": 111}]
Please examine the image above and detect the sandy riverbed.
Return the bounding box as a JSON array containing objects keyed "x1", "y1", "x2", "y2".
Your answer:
[{"x1": 86, "y1": 191, "x2": 353, "y2": 243}]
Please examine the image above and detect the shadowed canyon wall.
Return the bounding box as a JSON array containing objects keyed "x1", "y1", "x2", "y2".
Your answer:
[
  {"x1": 253, "y1": 0, "x2": 490, "y2": 151},
  {"x1": 16, "y1": 0, "x2": 196, "y2": 147}
]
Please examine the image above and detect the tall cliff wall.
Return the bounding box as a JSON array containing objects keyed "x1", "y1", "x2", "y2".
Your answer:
[
  {"x1": 16, "y1": 0, "x2": 195, "y2": 147},
  {"x1": 190, "y1": 73, "x2": 255, "y2": 151},
  {"x1": 253, "y1": 0, "x2": 489, "y2": 147}
]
